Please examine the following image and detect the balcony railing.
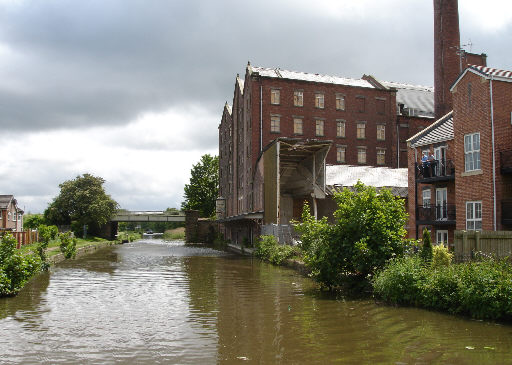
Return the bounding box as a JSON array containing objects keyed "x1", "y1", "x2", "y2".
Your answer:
[
  {"x1": 502, "y1": 199, "x2": 512, "y2": 226},
  {"x1": 415, "y1": 159, "x2": 455, "y2": 182},
  {"x1": 501, "y1": 150, "x2": 512, "y2": 174},
  {"x1": 417, "y1": 204, "x2": 456, "y2": 224}
]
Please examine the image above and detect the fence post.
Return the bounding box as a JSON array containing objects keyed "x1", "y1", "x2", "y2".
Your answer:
[{"x1": 475, "y1": 230, "x2": 481, "y2": 255}]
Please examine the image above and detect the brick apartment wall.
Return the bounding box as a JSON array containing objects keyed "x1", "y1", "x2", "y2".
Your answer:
[{"x1": 452, "y1": 71, "x2": 494, "y2": 230}]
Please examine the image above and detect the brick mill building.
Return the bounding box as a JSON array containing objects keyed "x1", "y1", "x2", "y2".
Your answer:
[{"x1": 217, "y1": 65, "x2": 433, "y2": 244}]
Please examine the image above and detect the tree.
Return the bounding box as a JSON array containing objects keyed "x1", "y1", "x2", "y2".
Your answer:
[
  {"x1": 44, "y1": 174, "x2": 119, "y2": 236},
  {"x1": 181, "y1": 154, "x2": 219, "y2": 218},
  {"x1": 23, "y1": 214, "x2": 46, "y2": 229},
  {"x1": 294, "y1": 182, "x2": 408, "y2": 288},
  {"x1": 420, "y1": 228, "x2": 433, "y2": 263}
]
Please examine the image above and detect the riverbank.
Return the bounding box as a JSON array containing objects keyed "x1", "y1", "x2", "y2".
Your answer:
[{"x1": 47, "y1": 239, "x2": 120, "y2": 265}]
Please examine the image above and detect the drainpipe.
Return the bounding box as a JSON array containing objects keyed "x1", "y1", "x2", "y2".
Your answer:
[
  {"x1": 490, "y1": 76, "x2": 497, "y2": 231},
  {"x1": 397, "y1": 123, "x2": 400, "y2": 167},
  {"x1": 260, "y1": 85, "x2": 263, "y2": 152}
]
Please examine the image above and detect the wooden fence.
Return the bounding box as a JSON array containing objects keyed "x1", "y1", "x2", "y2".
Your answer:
[
  {"x1": 454, "y1": 230, "x2": 512, "y2": 262},
  {"x1": 0, "y1": 230, "x2": 39, "y2": 249}
]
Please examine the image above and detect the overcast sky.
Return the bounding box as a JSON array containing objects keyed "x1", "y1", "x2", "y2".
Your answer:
[{"x1": 1, "y1": 0, "x2": 511, "y2": 213}]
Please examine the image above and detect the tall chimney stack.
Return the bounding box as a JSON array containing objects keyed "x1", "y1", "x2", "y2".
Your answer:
[{"x1": 433, "y1": 0, "x2": 461, "y2": 119}]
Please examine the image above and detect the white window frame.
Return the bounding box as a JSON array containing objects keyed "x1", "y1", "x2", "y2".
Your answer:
[
  {"x1": 270, "y1": 89, "x2": 280, "y2": 105},
  {"x1": 377, "y1": 124, "x2": 385, "y2": 141},
  {"x1": 293, "y1": 118, "x2": 303, "y2": 135},
  {"x1": 336, "y1": 146, "x2": 346, "y2": 163},
  {"x1": 466, "y1": 201, "x2": 482, "y2": 230},
  {"x1": 422, "y1": 189, "x2": 431, "y2": 208},
  {"x1": 464, "y1": 132, "x2": 481, "y2": 172},
  {"x1": 294, "y1": 91, "x2": 303, "y2": 107},
  {"x1": 315, "y1": 120, "x2": 324, "y2": 136},
  {"x1": 357, "y1": 122, "x2": 366, "y2": 139},
  {"x1": 8, "y1": 212, "x2": 11, "y2": 221},
  {"x1": 315, "y1": 93, "x2": 324, "y2": 109},
  {"x1": 436, "y1": 188, "x2": 448, "y2": 220},
  {"x1": 270, "y1": 115, "x2": 280, "y2": 133},
  {"x1": 436, "y1": 230, "x2": 449, "y2": 246},
  {"x1": 377, "y1": 148, "x2": 385, "y2": 165},
  {"x1": 336, "y1": 121, "x2": 345, "y2": 138},
  {"x1": 357, "y1": 148, "x2": 366, "y2": 164},
  {"x1": 336, "y1": 94, "x2": 345, "y2": 110}
]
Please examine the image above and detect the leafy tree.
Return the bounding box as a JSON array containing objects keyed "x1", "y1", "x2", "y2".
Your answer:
[
  {"x1": 23, "y1": 214, "x2": 46, "y2": 229},
  {"x1": 295, "y1": 182, "x2": 408, "y2": 288},
  {"x1": 44, "y1": 174, "x2": 119, "y2": 236},
  {"x1": 181, "y1": 154, "x2": 219, "y2": 218}
]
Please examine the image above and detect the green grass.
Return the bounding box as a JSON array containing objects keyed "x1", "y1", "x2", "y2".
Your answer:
[
  {"x1": 19, "y1": 236, "x2": 113, "y2": 258},
  {"x1": 162, "y1": 227, "x2": 185, "y2": 240}
]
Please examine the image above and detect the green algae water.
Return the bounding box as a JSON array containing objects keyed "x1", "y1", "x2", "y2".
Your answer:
[{"x1": 1, "y1": 239, "x2": 512, "y2": 364}]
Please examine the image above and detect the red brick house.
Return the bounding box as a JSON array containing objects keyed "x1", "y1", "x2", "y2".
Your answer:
[{"x1": 0, "y1": 195, "x2": 24, "y2": 233}]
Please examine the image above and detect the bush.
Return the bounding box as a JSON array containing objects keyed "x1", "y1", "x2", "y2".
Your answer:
[
  {"x1": 373, "y1": 256, "x2": 512, "y2": 321},
  {"x1": 294, "y1": 182, "x2": 408, "y2": 288},
  {"x1": 254, "y1": 235, "x2": 295, "y2": 265},
  {"x1": 432, "y1": 245, "x2": 453, "y2": 268},
  {"x1": 0, "y1": 234, "x2": 42, "y2": 296},
  {"x1": 59, "y1": 232, "x2": 77, "y2": 259},
  {"x1": 420, "y1": 228, "x2": 433, "y2": 263}
]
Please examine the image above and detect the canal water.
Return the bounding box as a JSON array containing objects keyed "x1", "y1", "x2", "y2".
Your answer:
[{"x1": 1, "y1": 240, "x2": 512, "y2": 364}]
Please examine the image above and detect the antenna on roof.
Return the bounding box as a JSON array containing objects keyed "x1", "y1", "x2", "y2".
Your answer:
[{"x1": 462, "y1": 39, "x2": 473, "y2": 52}]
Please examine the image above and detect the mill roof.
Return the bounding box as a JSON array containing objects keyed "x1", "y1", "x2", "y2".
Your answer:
[
  {"x1": 326, "y1": 165, "x2": 408, "y2": 197},
  {"x1": 407, "y1": 111, "x2": 454, "y2": 148},
  {"x1": 248, "y1": 65, "x2": 375, "y2": 89},
  {"x1": 381, "y1": 81, "x2": 435, "y2": 117}
]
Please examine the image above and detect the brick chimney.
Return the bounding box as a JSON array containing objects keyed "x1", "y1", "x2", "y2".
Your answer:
[{"x1": 433, "y1": 0, "x2": 461, "y2": 119}]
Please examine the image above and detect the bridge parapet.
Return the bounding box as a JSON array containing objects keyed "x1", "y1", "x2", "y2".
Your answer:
[{"x1": 111, "y1": 211, "x2": 186, "y2": 222}]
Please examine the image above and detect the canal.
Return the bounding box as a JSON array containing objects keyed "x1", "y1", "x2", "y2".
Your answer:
[{"x1": 1, "y1": 239, "x2": 512, "y2": 364}]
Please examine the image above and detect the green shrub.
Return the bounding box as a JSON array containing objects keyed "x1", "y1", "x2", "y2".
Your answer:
[
  {"x1": 420, "y1": 228, "x2": 433, "y2": 263},
  {"x1": 0, "y1": 234, "x2": 42, "y2": 296},
  {"x1": 254, "y1": 235, "x2": 295, "y2": 265},
  {"x1": 432, "y1": 245, "x2": 452, "y2": 268},
  {"x1": 294, "y1": 182, "x2": 407, "y2": 288},
  {"x1": 59, "y1": 232, "x2": 77, "y2": 259},
  {"x1": 373, "y1": 256, "x2": 512, "y2": 321}
]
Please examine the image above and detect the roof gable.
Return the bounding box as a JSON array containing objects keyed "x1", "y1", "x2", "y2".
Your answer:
[
  {"x1": 407, "y1": 111, "x2": 454, "y2": 148},
  {"x1": 451, "y1": 65, "x2": 512, "y2": 91}
]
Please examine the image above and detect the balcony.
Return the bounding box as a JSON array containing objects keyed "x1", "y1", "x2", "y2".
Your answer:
[
  {"x1": 417, "y1": 204, "x2": 456, "y2": 225},
  {"x1": 415, "y1": 159, "x2": 455, "y2": 183},
  {"x1": 500, "y1": 150, "x2": 512, "y2": 174},
  {"x1": 502, "y1": 199, "x2": 512, "y2": 226}
]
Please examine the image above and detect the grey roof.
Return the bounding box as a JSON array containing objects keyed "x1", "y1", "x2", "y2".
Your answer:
[
  {"x1": 0, "y1": 195, "x2": 14, "y2": 209},
  {"x1": 326, "y1": 165, "x2": 408, "y2": 197},
  {"x1": 407, "y1": 111, "x2": 453, "y2": 148},
  {"x1": 249, "y1": 65, "x2": 375, "y2": 89},
  {"x1": 381, "y1": 81, "x2": 435, "y2": 117}
]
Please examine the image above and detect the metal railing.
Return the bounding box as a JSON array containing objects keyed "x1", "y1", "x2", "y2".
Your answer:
[
  {"x1": 417, "y1": 204, "x2": 456, "y2": 223},
  {"x1": 502, "y1": 199, "x2": 512, "y2": 226},
  {"x1": 415, "y1": 159, "x2": 455, "y2": 180}
]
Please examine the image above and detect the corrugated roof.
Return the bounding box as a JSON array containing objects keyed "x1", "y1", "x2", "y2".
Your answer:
[
  {"x1": 326, "y1": 165, "x2": 408, "y2": 197},
  {"x1": 250, "y1": 66, "x2": 375, "y2": 89},
  {"x1": 407, "y1": 111, "x2": 454, "y2": 148},
  {"x1": 382, "y1": 81, "x2": 435, "y2": 117}
]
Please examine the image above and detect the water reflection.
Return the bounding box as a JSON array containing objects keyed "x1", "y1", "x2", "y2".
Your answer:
[{"x1": 0, "y1": 240, "x2": 511, "y2": 364}]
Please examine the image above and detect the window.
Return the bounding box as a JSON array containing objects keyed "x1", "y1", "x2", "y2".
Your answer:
[
  {"x1": 18, "y1": 213, "x2": 21, "y2": 221},
  {"x1": 12, "y1": 212, "x2": 16, "y2": 222},
  {"x1": 466, "y1": 201, "x2": 482, "y2": 230},
  {"x1": 293, "y1": 118, "x2": 303, "y2": 135},
  {"x1": 357, "y1": 123, "x2": 366, "y2": 139},
  {"x1": 377, "y1": 124, "x2": 385, "y2": 141},
  {"x1": 336, "y1": 121, "x2": 345, "y2": 138},
  {"x1": 271, "y1": 89, "x2": 280, "y2": 105},
  {"x1": 377, "y1": 148, "x2": 386, "y2": 165},
  {"x1": 315, "y1": 93, "x2": 324, "y2": 109},
  {"x1": 376, "y1": 99, "x2": 385, "y2": 114},
  {"x1": 270, "y1": 115, "x2": 280, "y2": 133},
  {"x1": 7, "y1": 212, "x2": 11, "y2": 221},
  {"x1": 294, "y1": 91, "x2": 303, "y2": 107},
  {"x1": 422, "y1": 189, "x2": 431, "y2": 208},
  {"x1": 357, "y1": 148, "x2": 366, "y2": 164},
  {"x1": 436, "y1": 230, "x2": 449, "y2": 246},
  {"x1": 464, "y1": 133, "x2": 480, "y2": 171},
  {"x1": 336, "y1": 94, "x2": 345, "y2": 110},
  {"x1": 336, "y1": 146, "x2": 346, "y2": 163},
  {"x1": 315, "y1": 120, "x2": 324, "y2": 136},
  {"x1": 356, "y1": 96, "x2": 365, "y2": 113}
]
